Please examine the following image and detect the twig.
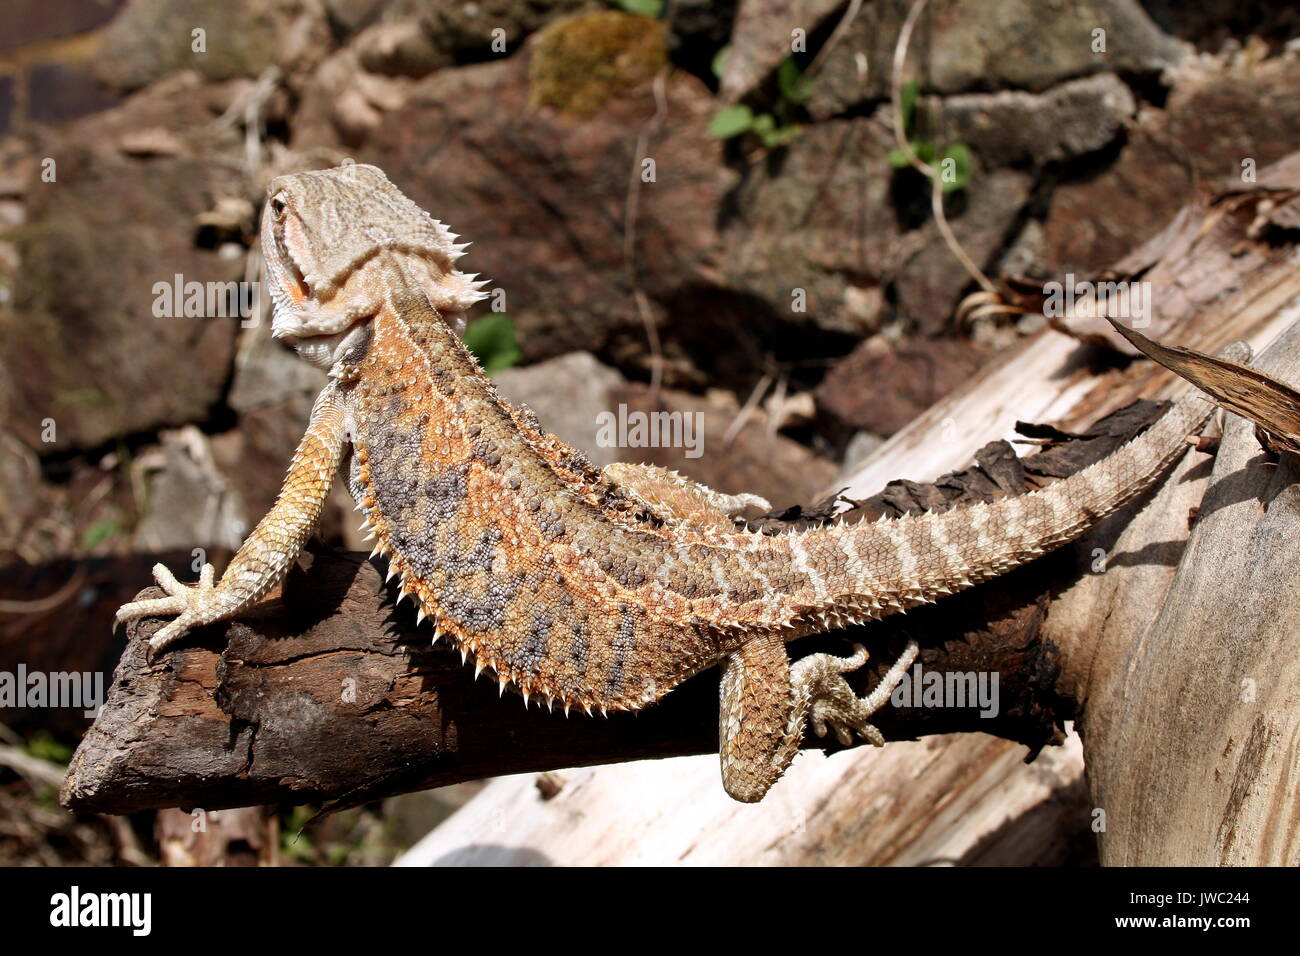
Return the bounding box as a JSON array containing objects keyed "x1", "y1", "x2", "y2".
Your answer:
[
  {"x1": 0, "y1": 744, "x2": 67, "y2": 790},
  {"x1": 723, "y1": 370, "x2": 774, "y2": 446},
  {"x1": 0, "y1": 567, "x2": 86, "y2": 616},
  {"x1": 890, "y1": 0, "x2": 997, "y2": 297},
  {"x1": 804, "y1": 0, "x2": 865, "y2": 82}
]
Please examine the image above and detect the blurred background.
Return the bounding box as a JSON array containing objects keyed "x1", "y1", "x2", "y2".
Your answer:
[{"x1": 1, "y1": 0, "x2": 1298, "y2": 865}]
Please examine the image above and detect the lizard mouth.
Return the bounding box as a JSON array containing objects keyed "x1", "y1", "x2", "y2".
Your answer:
[{"x1": 272, "y1": 215, "x2": 313, "y2": 300}]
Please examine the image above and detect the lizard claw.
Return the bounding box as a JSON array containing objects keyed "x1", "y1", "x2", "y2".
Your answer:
[
  {"x1": 116, "y1": 562, "x2": 223, "y2": 656},
  {"x1": 793, "y1": 640, "x2": 920, "y2": 748}
]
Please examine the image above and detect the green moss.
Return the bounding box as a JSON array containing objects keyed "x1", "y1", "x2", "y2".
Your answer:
[{"x1": 528, "y1": 11, "x2": 667, "y2": 118}]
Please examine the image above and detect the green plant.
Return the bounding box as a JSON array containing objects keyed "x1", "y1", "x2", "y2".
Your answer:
[
  {"x1": 462, "y1": 313, "x2": 522, "y2": 376},
  {"x1": 82, "y1": 518, "x2": 121, "y2": 549},
  {"x1": 887, "y1": 79, "x2": 973, "y2": 193},
  {"x1": 709, "y1": 55, "x2": 809, "y2": 149},
  {"x1": 24, "y1": 730, "x2": 75, "y2": 765},
  {"x1": 613, "y1": 0, "x2": 664, "y2": 15}
]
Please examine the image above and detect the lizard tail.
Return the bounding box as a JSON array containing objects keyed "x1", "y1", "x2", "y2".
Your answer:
[{"x1": 775, "y1": 342, "x2": 1249, "y2": 629}]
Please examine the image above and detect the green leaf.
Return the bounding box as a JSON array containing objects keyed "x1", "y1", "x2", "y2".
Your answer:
[
  {"x1": 462, "y1": 312, "x2": 521, "y2": 375},
  {"x1": 709, "y1": 104, "x2": 754, "y2": 139},
  {"x1": 936, "y1": 142, "x2": 972, "y2": 193},
  {"x1": 615, "y1": 0, "x2": 663, "y2": 16},
  {"x1": 24, "y1": 730, "x2": 74, "y2": 765},
  {"x1": 82, "y1": 519, "x2": 120, "y2": 549},
  {"x1": 899, "y1": 79, "x2": 919, "y2": 133},
  {"x1": 754, "y1": 116, "x2": 800, "y2": 148},
  {"x1": 776, "y1": 57, "x2": 811, "y2": 104},
  {"x1": 711, "y1": 45, "x2": 729, "y2": 79},
  {"x1": 887, "y1": 147, "x2": 911, "y2": 168}
]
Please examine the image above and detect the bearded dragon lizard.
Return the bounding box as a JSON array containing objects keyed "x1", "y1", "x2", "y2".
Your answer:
[{"x1": 117, "y1": 163, "x2": 1239, "y2": 803}]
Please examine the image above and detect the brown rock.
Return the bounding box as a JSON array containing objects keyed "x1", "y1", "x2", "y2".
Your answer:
[
  {"x1": 94, "y1": 0, "x2": 331, "y2": 92},
  {"x1": 1043, "y1": 54, "x2": 1300, "y2": 275},
  {"x1": 26, "y1": 61, "x2": 123, "y2": 125},
  {"x1": 807, "y1": 0, "x2": 1182, "y2": 119},
  {"x1": 0, "y1": 80, "x2": 250, "y2": 451},
  {"x1": 0, "y1": 0, "x2": 127, "y2": 52},
  {"x1": 915, "y1": 73, "x2": 1136, "y2": 168},
  {"x1": 719, "y1": 0, "x2": 843, "y2": 103},
  {"x1": 130, "y1": 427, "x2": 247, "y2": 553},
  {"x1": 722, "y1": 116, "x2": 900, "y2": 336},
  {"x1": 816, "y1": 336, "x2": 990, "y2": 437},
  {"x1": 359, "y1": 52, "x2": 732, "y2": 369},
  {"x1": 609, "y1": 383, "x2": 838, "y2": 508},
  {"x1": 893, "y1": 168, "x2": 1034, "y2": 333}
]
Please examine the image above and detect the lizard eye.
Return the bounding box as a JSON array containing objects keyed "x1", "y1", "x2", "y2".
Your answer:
[{"x1": 269, "y1": 194, "x2": 287, "y2": 221}]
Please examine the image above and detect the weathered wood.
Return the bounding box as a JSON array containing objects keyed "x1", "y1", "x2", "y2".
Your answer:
[
  {"x1": 1077, "y1": 319, "x2": 1300, "y2": 865},
  {"x1": 61, "y1": 435, "x2": 1105, "y2": 816}
]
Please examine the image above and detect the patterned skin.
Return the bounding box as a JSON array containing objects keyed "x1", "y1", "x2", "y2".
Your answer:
[{"x1": 117, "y1": 164, "x2": 1236, "y2": 802}]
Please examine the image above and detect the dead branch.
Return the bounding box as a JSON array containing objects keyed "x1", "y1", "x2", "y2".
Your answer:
[{"x1": 61, "y1": 395, "x2": 1129, "y2": 816}]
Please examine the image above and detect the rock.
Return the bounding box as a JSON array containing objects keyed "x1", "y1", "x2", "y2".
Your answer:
[
  {"x1": 292, "y1": 47, "x2": 412, "y2": 147},
  {"x1": 893, "y1": 168, "x2": 1034, "y2": 333},
  {"x1": 26, "y1": 61, "x2": 124, "y2": 125},
  {"x1": 816, "y1": 336, "x2": 989, "y2": 437},
  {"x1": 131, "y1": 427, "x2": 248, "y2": 552},
  {"x1": 608, "y1": 383, "x2": 839, "y2": 508},
  {"x1": 0, "y1": 80, "x2": 249, "y2": 452},
  {"x1": 426, "y1": 0, "x2": 596, "y2": 60},
  {"x1": 529, "y1": 11, "x2": 667, "y2": 118},
  {"x1": 806, "y1": 0, "x2": 1183, "y2": 119},
  {"x1": 0, "y1": 431, "x2": 46, "y2": 554},
  {"x1": 94, "y1": 0, "x2": 330, "y2": 92},
  {"x1": 838, "y1": 429, "x2": 886, "y2": 480},
  {"x1": 0, "y1": 0, "x2": 128, "y2": 52},
  {"x1": 916, "y1": 73, "x2": 1135, "y2": 167},
  {"x1": 1043, "y1": 53, "x2": 1300, "y2": 274},
  {"x1": 493, "y1": 351, "x2": 627, "y2": 467},
  {"x1": 355, "y1": 19, "x2": 451, "y2": 77},
  {"x1": 322, "y1": 0, "x2": 390, "y2": 37},
  {"x1": 719, "y1": 0, "x2": 843, "y2": 102},
  {"x1": 724, "y1": 115, "x2": 1030, "y2": 336},
  {"x1": 359, "y1": 51, "x2": 732, "y2": 373},
  {"x1": 227, "y1": 320, "x2": 328, "y2": 416},
  {"x1": 722, "y1": 116, "x2": 900, "y2": 337}
]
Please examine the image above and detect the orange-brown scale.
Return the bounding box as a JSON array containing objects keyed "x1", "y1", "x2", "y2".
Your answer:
[{"x1": 348, "y1": 302, "x2": 753, "y2": 712}]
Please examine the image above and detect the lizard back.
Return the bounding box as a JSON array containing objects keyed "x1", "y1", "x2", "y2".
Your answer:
[{"x1": 350, "y1": 288, "x2": 741, "y2": 712}]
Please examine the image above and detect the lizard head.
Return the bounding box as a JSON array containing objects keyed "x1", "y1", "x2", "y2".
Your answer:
[{"x1": 261, "y1": 163, "x2": 489, "y2": 369}]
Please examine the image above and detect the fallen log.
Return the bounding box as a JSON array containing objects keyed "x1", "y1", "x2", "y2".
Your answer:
[{"x1": 61, "y1": 398, "x2": 1153, "y2": 815}]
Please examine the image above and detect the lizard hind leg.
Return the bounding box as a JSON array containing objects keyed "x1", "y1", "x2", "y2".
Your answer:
[
  {"x1": 719, "y1": 633, "x2": 804, "y2": 803},
  {"x1": 718, "y1": 637, "x2": 920, "y2": 803},
  {"x1": 602, "y1": 462, "x2": 770, "y2": 532}
]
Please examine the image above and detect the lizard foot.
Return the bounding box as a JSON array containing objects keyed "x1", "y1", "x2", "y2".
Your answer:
[
  {"x1": 792, "y1": 639, "x2": 920, "y2": 746},
  {"x1": 115, "y1": 562, "x2": 221, "y2": 657}
]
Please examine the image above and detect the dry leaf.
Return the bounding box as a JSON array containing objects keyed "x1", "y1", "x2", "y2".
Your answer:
[{"x1": 1105, "y1": 316, "x2": 1300, "y2": 455}]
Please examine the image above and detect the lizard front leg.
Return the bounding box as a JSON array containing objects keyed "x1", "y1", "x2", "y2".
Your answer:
[
  {"x1": 116, "y1": 383, "x2": 349, "y2": 654},
  {"x1": 718, "y1": 635, "x2": 919, "y2": 802}
]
